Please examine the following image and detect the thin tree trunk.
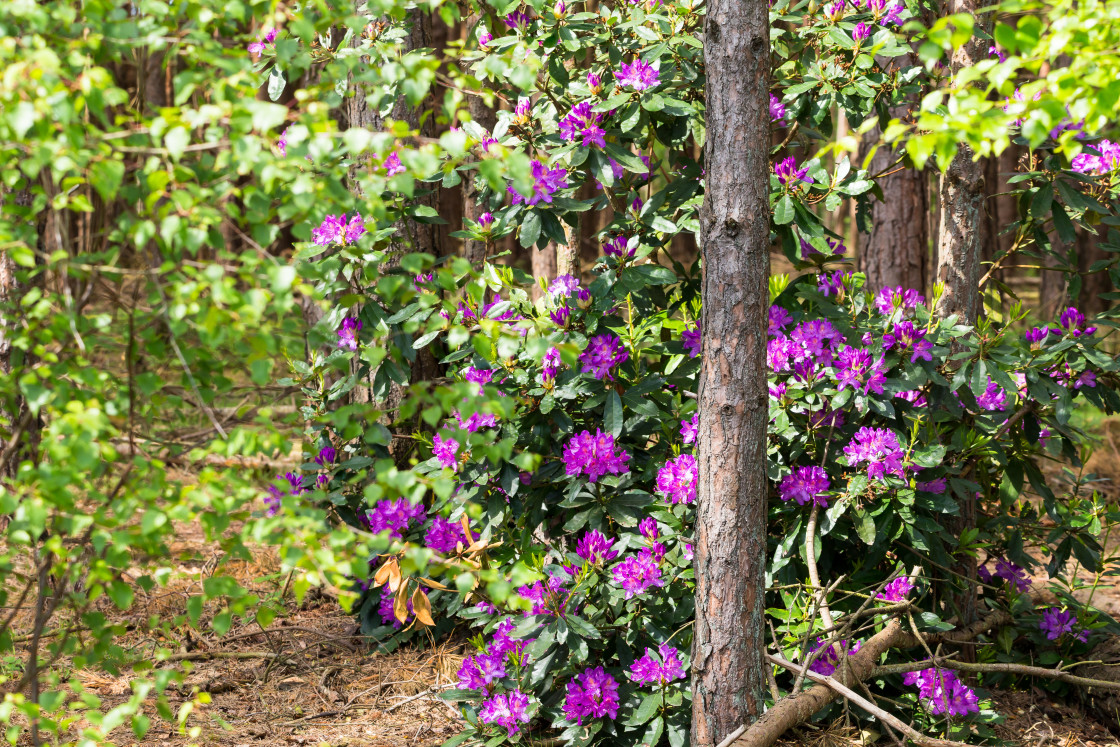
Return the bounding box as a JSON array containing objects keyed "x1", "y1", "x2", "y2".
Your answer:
[
  {"x1": 693, "y1": 0, "x2": 770, "y2": 743},
  {"x1": 463, "y1": 15, "x2": 497, "y2": 266},
  {"x1": 1077, "y1": 226, "x2": 1111, "y2": 315},
  {"x1": 934, "y1": 0, "x2": 987, "y2": 325},
  {"x1": 531, "y1": 245, "x2": 558, "y2": 302}
]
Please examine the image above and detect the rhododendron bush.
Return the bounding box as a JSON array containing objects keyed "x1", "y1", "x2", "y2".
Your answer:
[{"x1": 252, "y1": 0, "x2": 1120, "y2": 744}]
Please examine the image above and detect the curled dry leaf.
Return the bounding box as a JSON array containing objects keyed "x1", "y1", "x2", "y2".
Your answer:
[
  {"x1": 412, "y1": 586, "x2": 435, "y2": 626},
  {"x1": 394, "y1": 579, "x2": 410, "y2": 623}
]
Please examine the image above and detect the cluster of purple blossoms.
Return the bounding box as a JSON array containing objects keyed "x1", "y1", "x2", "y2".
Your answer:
[
  {"x1": 458, "y1": 649, "x2": 507, "y2": 690},
  {"x1": 477, "y1": 25, "x2": 493, "y2": 46},
  {"x1": 1039, "y1": 608, "x2": 1089, "y2": 642},
  {"x1": 779, "y1": 466, "x2": 830, "y2": 507},
  {"x1": 639, "y1": 516, "x2": 659, "y2": 541},
  {"x1": 1049, "y1": 364, "x2": 1097, "y2": 390},
  {"x1": 903, "y1": 668, "x2": 980, "y2": 717},
  {"x1": 563, "y1": 429, "x2": 631, "y2": 482},
  {"x1": 768, "y1": 319, "x2": 845, "y2": 373},
  {"x1": 877, "y1": 576, "x2": 915, "y2": 602},
  {"x1": 874, "y1": 286, "x2": 924, "y2": 315},
  {"x1": 603, "y1": 235, "x2": 635, "y2": 258},
  {"x1": 247, "y1": 27, "x2": 278, "y2": 56},
  {"x1": 366, "y1": 498, "x2": 426, "y2": 538},
  {"x1": 844, "y1": 427, "x2": 906, "y2": 481},
  {"x1": 337, "y1": 317, "x2": 361, "y2": 350},
  {"x1": 617, "y1": 59, "x2": 660, "y2": 91},
  {"x1": 916, "y1": 477, "x2": 947, "y2": 493},
  {"x1": 576, "y1": 530, "x2": 619, "y2": 565},
  {"x1": 976, "y1": 378, "x2": 1008, "y2": 412},
  {"x1": 657, "y1": 453, "x2": 698, "y2": 504},
  {"x1": 852, "y1": 21, "x2": 871, "y2": 42},
  {"x1": 455, "y1": 409, "x2": 498, "y2": 433},
  {"x1": 425, "y1": 516, "x2": 473, "y2": 553},
  {"x1": 580, "y1": 334, "x2": 630, "y2": 380},
  {"x1": 896, "y1": 389, "x2": 928, "y2": 407},
  {"x1": 479, "y1": 690, "x2": 532, "y2": 736},
  {"x1": 312, "y1": 213, "x2": 366, "y2": 247},
  {"x1": 519, "y1": 572, "x2": 572, "y2": 616},
  {"x1": 1058, "y1": 306, "x2": 1097, "y2": 337},
  {"x1": 463, "y1": 365, "x2": 496, "y2": 390},
  {"x1": 563, "y1": 667, "x2": 620, "y2": 724},
  {"x1": 775, "y1": 156, "x2": 813, "y2": 186},
  {"x1": 807, "y1": 638, "x2": 862, "y2": 676},
  {"x1": 833, "y1": 347, "x2": 887, "y2": 395},
  {"x1": 680, "y1": 412, "x2": 699, "y2": 444},
  {"x1": 1025, "y1": 325, "x2": 1061, "y2": 345},
  {"x1": 541, "y1": 347, "x2": 562, "y2": 385},
  {"x1": 769, "y1": 93, "x2": 786, "y2": 124},
  {"x1": 769, "y1": 305, "x2": 793, "y2": 335},
  {"x1": 871, "y1": 0, "x2": 905, "y2": 24},
  {"x1": 682, "y1": 322, "x2": 701, "y2": 357},
  {"x1": 433, "y1": 433, "x2": 460, "y2": 470},
  {"x1": 824, "y1": 0, "x2": 845, "y2": 20},
  {"x1": 264, "y1": 471, "x2": 308, "y2": 516},
  {"x1": 1071, "y1": 139, "x2": 1120, "y2": 175},
  {"x1": 817, "y1": 269, "x2": 853, "y2": 297},
  {"x1": 503, "y1": 9, "x2": 532, "y2": 29},
  {"x1": 314, "y1": 446, "x2": 336, "y2": 467},
  {"x1": 587, "y1": 71, "x2": 602, "y2": 94},
  {"x1": 611, "y1": 552, "x2": 664, "y2": 598},
  {"x1": 550, "y1": 304, "x2": 570, "y2": 331},
  {"x1": 977, "y1": 557, "x2": 1031, "y2": 592},
  {"x1": 559, "y1": 102, "x2": 607, "y2": 148},
  {"x1": 883, "y1": 320, "x2": 933, "y2": 362},
  {"x1": 380, "y1": 151, "x2": 405, "y2": 177},
  {"x1": 509, "y1": 160, "x2": 569, "y2": 206},
  {"x1": 629, "y1": 644, "x2": 687, "y2": 685},
  {"x1": 549, "y1": 274, "x2": 580, "y2": 298}
]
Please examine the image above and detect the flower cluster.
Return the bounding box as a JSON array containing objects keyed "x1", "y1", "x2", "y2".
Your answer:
[
  {"x1": 903, "y1": 668, "x2": 980, "y2": 717},
  {"x1": 780, "y1": 466, "x2": 830, "y2": 507},
  {"x1": 559, "y1": 102, "x2": 607, "y2": 148},
  {"x1": 563, "y1": 430, "x2": 631, "y2": 482},
  {"x1": 843, "y1": 427, "x2": 906, "y2": 481},
  {"x1": 806, "y1": 638, "x2": 862, "y2": 676},
  {"x1": 311, "y1": 213, "x2": 365, "y2": 246},
  {"x1": 563, "y1": 667, "x2": 620, "y2": 724},
  {"x1": 509, "y1": 160, "x2": 569, "y2": 206},
  {"x1": 366, "y1": 498, "x2": 426, "y2": 538},
  {"x1": 656, "y1": 453, "x2": 698, "y2": 504},
  {"x1": 580, "y1": 334, "x2": 630, "y2": 380},
  {"x1": 629, "y1": 644, "x2": 686, "y2": 685}
]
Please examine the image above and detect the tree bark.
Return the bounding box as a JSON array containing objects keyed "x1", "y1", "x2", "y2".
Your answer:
[
  {"x1": 530, "y1": 245, "x2": 558, "y2": 302},
  {"x1": 463, "y1": 14, "x2": 497, "y2": 266},
  {"x1": 1077, "y1": 226, "x2": 1112, "y2": 315},
  {"x1": 692, "y1": 1, "x2": 771, "y2": 744},
  {"x1": 934, "y1": 0, "x2": 987, "y2": 325},
  {"x1": 861, "y1": 142, "x2": 928, "y2": 295}
]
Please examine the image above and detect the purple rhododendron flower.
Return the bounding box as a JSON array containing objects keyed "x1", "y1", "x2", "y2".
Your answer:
[
  {"x1": 844, "y1": 427, "x2": 906, "y2": 481},
  {"x1": 509, "y1": 160, "x2": 569, "y2": 206},
  {"x1": 611, "y1": 553, "x2": 664, "y2": 598},
  {"x1": 580, "y1": 334, "x2": 629, "y2": 380},
  {"x1": 247, "y1": 27, "x2": 278, "y2": 56},
  {"x1": 883, "y1": 320, "x2": 933, "y2": 362},
  {"x1": 457, "y1": 650, "x2": 507, "y2": 689},
  {"x1": 903, "y1": 669, "x2": 979, "y2": 717},
  {"x1": 1058, "y1": 306, "x2": 1096, "y2": 337},
  {"x1": 563, "y1": 429, "x2": 631, "y2": 482},
  {"x1": 616, "y1": 59, "x2": 660, "y2": 91},
  {"x1": 314, "y1": 447, "x2": 336, "y2": 466},
  {"x1": 852, "y1": 22, "x2": 871, "y2": 41},
  {"x1": 1039, "y1": 608, "x2": 1078, "y2": 641},
  {"x1": 587, "y1": 72, "x2": 602, "y2": 93},
  {"x1": 550, "y1": 305, "x2": 571, "y2": 328},
  {"x1": 769, "y1": 305, "x2": 793, "y2": 335},
  {"x1": 559, "y1": 102, "x2": 607, "y2": 148},
  {"x1": 770, "y1": 93, "x2": 786, "y2": 124},
  {"x1": 337, "y1": 317, "x2": 361, "y2": 350},
  {"x1": 994, "y1": 557, "x2": 1031, "y2": 592},
  {"x1": 312, "y1": 213, "x2": 366, "y2": 246},
  {"x1": 366, "y1": 498, "x2": 426, "y2": 538},
  {"x1": 807, "y1": 638, "x2": 861, "y2": 676},
  {"x1": 563, "y1": 667, "x2": 619, "y2": 724},
  {"x1": 425, "y1": 516, "x2": 473, "y2": 553},
  {"x1": 833, "y1": 347, "x2": 887, "y2": 395},
  {"x1": 874, "y1": 286, "x2": 924, "y2": 315},
  {"x1": 576, "y1": 530, "x2": 619, "y2": 565},
  {"x1": 775, "y1": 157, "x2": 813, "y2": 185},
  {"x1": 629, "y1": 644, "x2": 686, "y2": 685},
  {"x1": 433, "y1": 433, "x2": 460, "y2": 470},
  {"x1": 503, "y1": 9, "x2": 532, "y2": 29},
  {"x1": 657, "y1": 453, "x2": 698, "y2": 504},
  {"x1": 917, "y1": 477, "x2": 947, "y2": 493},
  {"x1": 639, "y1": 516, "x2": 659, "y2": 540},
  {"x1": 780, "y1": 466, "x2": 830, "y2": 507},
  {"x1": 976, "y1": 378, "x2": 1007, "y2": 412},
  {"x1": 818, "y1": 270, "x2": 852, "y2": 297},
  {"x1": 603, "y1": 235, "x2": 634, "y2": 257},
  {"x1": 550, "y1": 274, "x2": 580, "y2": 298},
  {"x1": 541, "y1": 347, "x2": 562, "y2": 385},
  {"x1": 1071, "y1": 140, "x2": 1120, "y2": 175},
  {"x1": 877, "y1": 576, "x2": 915, "y2": 602},
  {"x1": 682, "y1": 322, "x2": 701, "y2": 357},
  {"x1": 377, "y1": 588, "x2": 416, "y2": 629},
  {"x1": 681, "y1": 412, "x2": 699, "y2": 444},
  {"x1": 479, "y1": 690, "x2": 531, "y2": 736}
]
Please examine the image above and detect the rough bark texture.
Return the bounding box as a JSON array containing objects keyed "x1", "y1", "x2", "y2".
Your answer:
[
  {"x1": 692, "y1": 1, "x2": 771, "y2": 744},
  {"x1": 861, "y1": 139, "x2": 928, "y2": 294},
  {"x1": 934, "y1": 0, "x2": 987, "y2": 325},
  {"x1": 530, "y1": 244, "x2": 558, "y2": 302},
  {"x1": 463, "y1": 14, "x2": 497, "y2": 266}
]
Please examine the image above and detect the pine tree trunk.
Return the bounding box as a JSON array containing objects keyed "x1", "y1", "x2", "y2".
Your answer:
[
  {"x1": 1077, "y1": 226, "x2": 1112, "y2": 315},
  {"x1": 934, "y1": 0, "x2": 987, "y2": 325},
  {"x1": 692, "y1": 0, "x2": 770, "y2": 743},
  {"x1": 861, "y1": 140, "x2": 928, "y2": 294},
  {"x1": 463, "y1": 14, "x2": 497, "y2": 266}
]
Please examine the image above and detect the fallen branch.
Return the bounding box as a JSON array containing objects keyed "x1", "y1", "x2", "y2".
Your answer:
[
  {"x1": 156, "y1": 650, "x2": 280, "y2": 663},
  {"x1": 766, "y1": 653, "x2": 973, "y2": 747}
]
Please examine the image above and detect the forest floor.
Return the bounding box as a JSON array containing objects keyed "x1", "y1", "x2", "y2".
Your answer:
[{"x1": 17, "y1": 421, "x2": 1120, "y2": 746}]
